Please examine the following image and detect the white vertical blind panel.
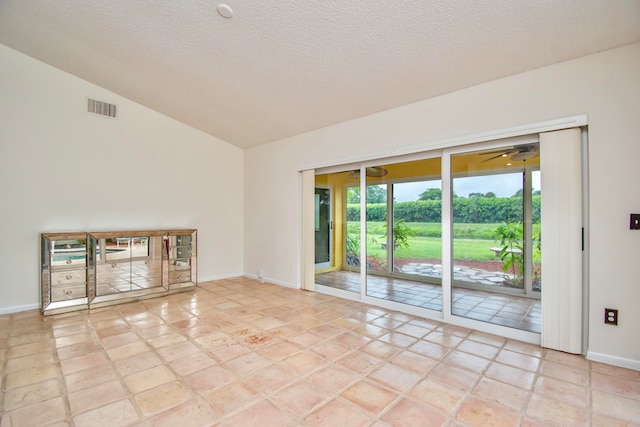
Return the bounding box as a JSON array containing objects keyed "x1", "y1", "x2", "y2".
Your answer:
[
  {"x1": 540, "y1": 128, "x2": 583, "y2": 353},
  {"x1": 301, "y1": 170, "x2": 316, "y2": 291}
]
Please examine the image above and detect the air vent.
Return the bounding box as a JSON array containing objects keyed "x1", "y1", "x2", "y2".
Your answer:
[{"x1": 87, "y1": 98, "x2": 117, "y2": 118}]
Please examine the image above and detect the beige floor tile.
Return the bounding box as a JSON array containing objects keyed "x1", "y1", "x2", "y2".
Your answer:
[
  {"x1": 544, "y1": 349, "x2": 590, "y2": 370},
  {"x1": 472, "y1": 377, "x2": 529, "y2": 411},
  {"x1": 495, "y1": 348, "x2": 540, "y2": 372},
  {"x1": 207, "y1": 340, "x2": 252, "y2": 362},
  {"x1": 219, "y1": 399, "x2": 293, "y2": 427},
  {"x1": 64, "y1": 364, "x2": 117, "y2": 393},
  {"x1": 410, "y1": 378, "x2": 466, "y2": 413},
  {"x1": 124, "y1": 364, "x2": 176, "y2": 394},
  {"x1": 0, "y1": 396, "x2": 67, "y2": 427},
  {"x1": 7, "y1": 340, "x2": 52, "y2": 358},
  {"x1": 424, "y1": 330, "x2": 465, "y2": 348},
  {"x1": 342, "y1": 380, "x2": 398, "y2": 415},
  {"x1": 307, "y1": 364, "x2": 360, "y2": 394},
  {"x1": 99, "y1": 331, "x2": 140, "y2": 349},
  {"x1": 256, "y1": 340, "x2": 302, "y2": 361},
  {"x1": 370, "y1": 362, "x2": 421, "y2": 391},
  {"x1": 271, "y1": 380, "x2": 328, "y2": 416},
  {"x1": 224, "y1": 351, "x2": 272, "y2": 376},
  {"x1": 533, "y1": 376, "x2": 589, "y2": 408},
  {"x1": 106, "y1": 341, "x2": 151, "y2": 361},
  {"x1": 391, "y1": 349, "x2": 437, "y2": 375},
  {"x1": 146, "y1": 399, "x2": 217, "y2": 427},
  {"x1": 408, "y1": 339, "x2": 451, "y2": 360},
  {"x1": 3, "y1": 378, "x2": 61, "y2": 411},
  {"x1": 183, "y1": 364, "x2": 235, "y2": 394},
  {"x1": 457, "y1": 339, "x2": 501, "y2": 359},
  {"x1": 429, "y1": 363, "x2": 481, "y2": 392},
  {"x1": 360, "y1": 339, "x2": 400, "y2": 359},
  {"x1": 60, "y1": 351, "x2": 108, "y2": 375},
  {"x1": 56, "y1": 341, "x2": 102, "y2": 360},
  {"x1": 382, "y1": 397, "x2": 447, "y2": 427},
  {"x1": 592, "y1": 389, "x2": 640, "y2": 423},
  {"x1": 4, "y1": 364, "x2": 60, "y2": 390},
  {"x1": 591, "y1": 371, "x2": 640, "y2": 398},
  {"x1": 336, "y1": 350, "x2": 384, "y2": 375},
  {"x1": 456, "y1": 396, "x2": 520, "y2": 426},
  {"x1": 68, "y1": 379, "x2": 127, "y2": 415},
  {"x1": 157, "y1": 340, "x2": 200, "y2": 361},
  {"x1": 147, "y1": 332, "x2": 187, "y2": 349},
  {"x1": 72, "y1": 399, "x2": 139, "y2": 427},
  {"x1": 288, "y1": 331, "x2": 326, "y2": 348},
  {"x1": 244, "y1": 364, "x2": 296, "y2": 395},
  {"x1": 526, "y1": 394, "x2": 587, "y2": 425},
  {"x1": 540, "y1": 360, "x2": 589, "y2": 386},
  {"x1": 168, "y1": 352, "x2": 217, "y2": 376},
  {"x1": 113, "y1": 351, "x2": 162, "y2": 376},
  {"x1": 134, "y1": 381, "x2": 192, "y2": 417},
  {"x1": 202, "y1": 380, "x2": 260, "y2": 418},
  {"x1": 335, "y1": 331, "x2": 372, "y2": 349},
  {"x1": 304, "y1": 398, "x2": 372, "y2": 426},
  {"x1": 5, "y1": 351, "x2": 56, "y2": 373},
  {"x1": 485, "y1": 361, "x2": 536, "y2": 390},
  {"x1": 443, "y1": 350, "x2": 492, "y2": 374},
  {"x1": 281, "y1": 350, "x2": 329, "y2": 377},
  {"x1": 310, "y1": 340, "x2": 351, "y2": 361}
]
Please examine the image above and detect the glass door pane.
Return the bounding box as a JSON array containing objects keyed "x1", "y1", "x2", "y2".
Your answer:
[
  {"x1": 314, "y1": 172, "x2": 358, "y2": 293},
  {"x1": 314, "y1": 187, "x2": 331, "y2": 267},
  {"x1": 364, "y1": 159, "x2": 443, "y2": 311},
  {"x1": 450, "y1": 144, "x2": 541, "y2": 333}
]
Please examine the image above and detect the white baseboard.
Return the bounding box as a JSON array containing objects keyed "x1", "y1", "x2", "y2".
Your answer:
[
  {"x1": 243, "y1": 274, "x2": 300, "y2": 290},
  {"x1": 197, "y1": 272, "x2": 245, "y2": 283},
  {"x1": 0, "y1": 303, "x2": 40, "y2": 315},
  {"x1": 587, "y1": 351, "x2": 640, "y2": 372}
]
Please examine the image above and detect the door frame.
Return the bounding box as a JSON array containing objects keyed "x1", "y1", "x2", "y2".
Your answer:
[{"x1": 303, "y1": 115, "x2": 588, "y2": 347}]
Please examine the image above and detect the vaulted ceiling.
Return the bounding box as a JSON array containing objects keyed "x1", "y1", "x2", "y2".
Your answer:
[{"x1": 1, "y1": 1, "x2": 639, "y2": 149}]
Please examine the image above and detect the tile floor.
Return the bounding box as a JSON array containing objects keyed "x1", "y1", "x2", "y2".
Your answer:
[
  {"x1": 315, "y1": 271, "x2": 541, "y2": 333},
  {"x1": 1, "y1": 277, "x2": 639, "y2": 426}
]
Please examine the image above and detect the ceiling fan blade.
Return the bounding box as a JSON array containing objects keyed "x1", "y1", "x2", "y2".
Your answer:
[
  {"x1": 480, "y1": 148, "x2": 518, "y2": 155},
  {"x1": 481, "y1": 153, "x2": 510, "y2": 163},
  {"x1": 365, "y1": 167, "x2": 388, "y2": 177}
]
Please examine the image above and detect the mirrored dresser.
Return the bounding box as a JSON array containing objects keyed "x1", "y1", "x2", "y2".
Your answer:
[
  {"x1": 41, "y1": 232, "x2": 89, "y2": 314},
  {"x1": 41, "y1": 229, "x2": 197, "y2": 315}
]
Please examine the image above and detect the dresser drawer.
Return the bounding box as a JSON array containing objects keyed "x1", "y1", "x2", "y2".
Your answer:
[
  {"x1": 169, "y1": 259, "x2": 191, "y2": 271},
  {"x1": 51, "y1": 283, "x2": 87, "y2": 301},
  {"x1": 51, "y1": 270, "x2": 86, "y2": 286},
  {"x1": 169, "y1": 270, "x2": 191, "y2": 284}
]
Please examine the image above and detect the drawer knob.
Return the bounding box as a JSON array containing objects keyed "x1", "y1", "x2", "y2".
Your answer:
[
  {"x1": 111, "y1": 263, "x2": 116, "y2": 268},
  {"x1": 66, "y1": 275, "x2": 72, "y2": 280},
  {"x1": 65, "y1": 289, "x2": 72, "y2": 296},
  {"x1": 66, "y1": 259, "x2": 72, "y2": 264}
]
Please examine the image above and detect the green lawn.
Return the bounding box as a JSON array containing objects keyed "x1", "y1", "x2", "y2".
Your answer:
[{"x1": 348, "y1": 221, "x2": 540, "y2": 262}]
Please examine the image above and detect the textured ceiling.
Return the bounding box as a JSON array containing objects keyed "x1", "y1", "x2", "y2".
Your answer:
[{"x1": 1, "y1": 1, "x2": 639, "y2": 149}]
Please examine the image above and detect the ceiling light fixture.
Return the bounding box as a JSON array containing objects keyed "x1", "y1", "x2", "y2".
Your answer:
[{"x1": 216, "y1": 3, "x2": 233, "y2": 18}]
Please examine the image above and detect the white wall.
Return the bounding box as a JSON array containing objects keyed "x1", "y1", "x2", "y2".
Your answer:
[
  {"x1": 245, "y1": 43, "x2": 640, "y2": 368},
  {"x1": 0, "y1": 44, "x2": 245, "y2": 313}
]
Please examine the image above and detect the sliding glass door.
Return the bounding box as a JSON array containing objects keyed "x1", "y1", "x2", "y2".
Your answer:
[
  {"x1": 311, "y1": 129, "x2": 583, "y2": 345},
  {"x1": 450, "y1": 144, "x2": 541, "y2": 333}
]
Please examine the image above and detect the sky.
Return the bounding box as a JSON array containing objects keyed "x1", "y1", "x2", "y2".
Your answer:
[{"x1": 392, "y1": 172, "x2": 541, "y2": 202}]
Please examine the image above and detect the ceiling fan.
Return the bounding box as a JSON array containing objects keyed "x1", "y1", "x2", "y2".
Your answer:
[
  {"x1": 348, "y1": 167, "x2": 388, "y2": 179},
  {"x1": 480, "y1": 144, "x2": 539, "y2": 162}
]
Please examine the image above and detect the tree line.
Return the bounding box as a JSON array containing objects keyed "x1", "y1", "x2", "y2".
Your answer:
[{"x1": 347, "y1": 196, "x2": 541, "y2": 223}]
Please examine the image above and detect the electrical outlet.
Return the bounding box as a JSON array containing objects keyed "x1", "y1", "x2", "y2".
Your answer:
[
  {"x1": 604, "y1": 308, "x2": 618, "y2": 325},
  {"x1": 630, "y1": 214, "x2": 640, "y2": 230}
]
